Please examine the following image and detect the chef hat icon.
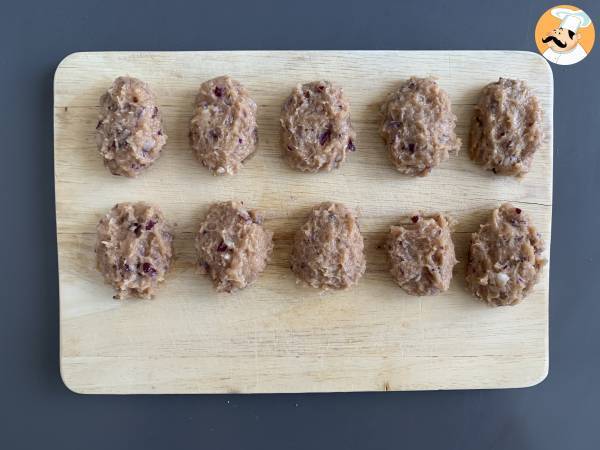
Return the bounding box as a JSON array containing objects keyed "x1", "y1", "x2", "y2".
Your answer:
[{"x1": 551, "y1": 7, "x2": 592, "y2": 33}]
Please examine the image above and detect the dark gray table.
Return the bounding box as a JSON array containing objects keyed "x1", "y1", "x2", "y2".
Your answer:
[{"x1": 2, "y1": 0, "x2": 599, "y2": 448}]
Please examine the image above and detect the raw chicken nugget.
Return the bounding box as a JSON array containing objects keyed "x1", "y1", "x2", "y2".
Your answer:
[
  {"x1": 290, "y1": 202, "x2": 366, "y2": 290},
  {"x1": 387, "y1": 213, "x2": 457, "y2": 296},
  {"x1": 196, "y1": 201, "x2": 273, "y2": 293},
  {"x1": 466, "y1": 203, "x2": 546, "y2": 306},
  {"x1": 96, "y1": 76, "x2": 167, "y2": 177},
  {"x1": 95, "y1": 202, "x2": 174, "y2": 299},
  {"x1": 380, "y1": 77, "x2": 461, "y2": 176},
  {"x1": 469, "y1": 78, "x2": 543, "y2": 176},
  {"x1": 189, "y1": 76, "x2": 258, "y2": 175},
  {"x1": 281, "y1": 81, "x2": 356, "y2": 172}
]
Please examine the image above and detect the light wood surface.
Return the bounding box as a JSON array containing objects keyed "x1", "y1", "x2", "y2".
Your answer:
[{"x1": 54, "y1": 51, "x2": 553, "y2": 394}]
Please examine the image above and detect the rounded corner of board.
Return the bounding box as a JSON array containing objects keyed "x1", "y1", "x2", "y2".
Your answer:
[
  {"x1": 60, "y1": 361, "x2": 91, "y2": 395},
  {"x1": 55, "y1": 52, "x2": 88, "y2": 83}
]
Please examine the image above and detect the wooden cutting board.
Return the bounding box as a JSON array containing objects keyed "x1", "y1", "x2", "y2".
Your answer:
[{"x1": 55, "y1": 51, "x2": 553, "y2": 394}]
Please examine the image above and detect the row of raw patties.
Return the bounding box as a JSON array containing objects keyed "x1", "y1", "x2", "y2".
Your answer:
[
  {"x1": 95, "y1": 201, "x2": 546, "y2": 306},
  {"x1": 96, "y1": 75, "x2": 543, "y2": 178}
]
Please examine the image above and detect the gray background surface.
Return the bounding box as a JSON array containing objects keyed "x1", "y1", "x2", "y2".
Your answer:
[{"x1": 1, "y1": 0, "x2": 599, "y2": 448}]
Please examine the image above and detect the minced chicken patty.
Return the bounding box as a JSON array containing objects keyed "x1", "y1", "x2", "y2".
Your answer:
[
  {"x1": 380, "y1": 77, "x2": 461, "y2": 176},
  {"x1": 281, "y1": 81, "x2": 356, "y2": 172},
  {"x1": 469, "y1": 78, "x2": 543, "y2": 176},
  {"x1": 387, "y1": 213, "x2": 457, "y2": 295},
  {"x1": 465, "y1": 203, "x2": 546, "y2": 306},
  {"x1": 290, "y1": 202, "x2": 366, "y2": 290},
  {"x1": 96, "y1": 76, "x2": 167, "y2": 177},
  {"x1": 195, "y1": 201, "x2": 273, "y2": 292},
  {"x1": 95, "y1": 202, "x2": 174, "y2": 299},
  {"x1": 189, "y1": 76, "x2": 258, "y2": 175}
]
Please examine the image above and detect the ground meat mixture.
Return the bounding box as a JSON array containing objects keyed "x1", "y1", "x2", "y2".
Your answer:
[
  {"x1": 195, "y1": 201, "x2": 273, "y2": 293},
  {"x1": 281, "y1": 81, "x2": 356, "y2": 172},
  {"x1": 469, "y1": 78, "x2": 543, "y2": 176},
  {"x1": 95, "y1": 202, "x2": 174, "y2": 299},
  {"x1": 189, "y1": 76, "x2": 258, "y2": 175},
  {"x1": 96, "y1": 76, "x2": 167, "y2": 177},
  {"x1": 290, "y1": 202, "x2": 366, "y2": 290},
  {"x1": 386, "y1": 213, "x2": 457, "y2": 296},
  {"x1": 466, "y1": 203, "x2": 546, "y2": 306},
  {"x1": 379, "y1": 77, "x2": 461, "y2": 176}
]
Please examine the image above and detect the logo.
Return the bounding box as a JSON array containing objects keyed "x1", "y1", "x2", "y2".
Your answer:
[{"x1": 535, "y1": 5, "x2": 595, "y2": 65}]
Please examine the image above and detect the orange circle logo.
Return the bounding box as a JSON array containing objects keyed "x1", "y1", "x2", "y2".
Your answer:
[{"x1": 535, "y1": 5, "x2": 595, "y2": 65}]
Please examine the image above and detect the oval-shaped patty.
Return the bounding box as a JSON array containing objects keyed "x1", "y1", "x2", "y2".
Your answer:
[
  {"x1": 469, "y1": 78, "x2": 543, "y2": 176},
  {"x1": 281, "y1": 81, "x2": 356, "y2": 172},
  {"x1": 387, "y1": 213, "x2": 457, "y2": 296},
  {"x1": 96, "y1": 76, "x2": 167, "y2": 177},
  {"x1": 196, "y1": 201, "x2": 273, "y2": 292},
  {"x1": 380, "y1": 77, "x2": 460, "y2": 176},
  {"x1": 190, "y1": 76, "x2": 258, "y2": 175},
  {"x1": 290, "y1": 202, "x2": 366, "y2": 290},
  {"x1": 95, "y1": 202, "x2": 174, "y2": 299},
  {"x1": 465, "y1": 203, "x2": 545, "y2": 306}
]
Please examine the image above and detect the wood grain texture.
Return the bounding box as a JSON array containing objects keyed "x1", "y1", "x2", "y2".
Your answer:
[{"x1": 54, "y1": 51, "x2": 553, "y2": 394}]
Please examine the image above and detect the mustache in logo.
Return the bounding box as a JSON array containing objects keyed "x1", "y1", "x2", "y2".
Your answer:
[{"x1": 542, "y1": 35, "x2": 567, "y2": 48}]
